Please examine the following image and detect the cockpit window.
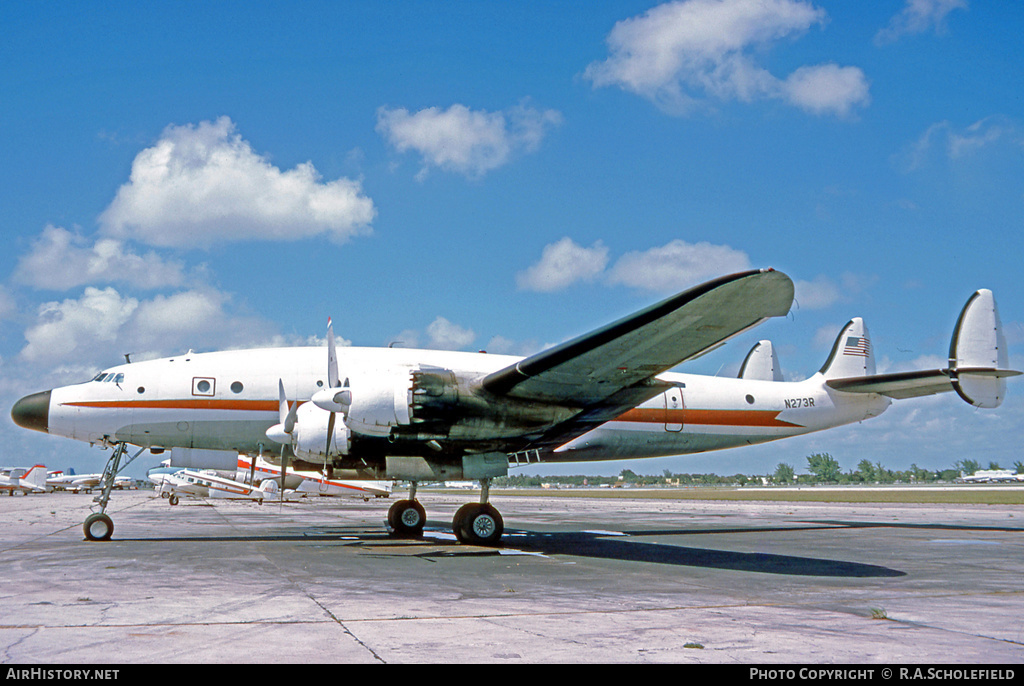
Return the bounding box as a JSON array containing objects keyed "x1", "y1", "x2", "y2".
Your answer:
[{"x1": 91, "y1": 372, "x2": 125, "y2": 383}]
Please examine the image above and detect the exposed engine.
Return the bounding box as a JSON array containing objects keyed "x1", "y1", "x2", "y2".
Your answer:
[{"x1": 337, "y1": 366, "x2": 576, "y2": 446}]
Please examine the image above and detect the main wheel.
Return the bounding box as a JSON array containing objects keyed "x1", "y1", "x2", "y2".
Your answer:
[
  {"x1": 453, "y1": 503, "x2": 503, "y2": 546},
  {"x1": 83, "y1": 513, "x2": 114, "y2": 541},
  {"x1": 388, "y1": 499, "x2": 425, "y2": 537}
]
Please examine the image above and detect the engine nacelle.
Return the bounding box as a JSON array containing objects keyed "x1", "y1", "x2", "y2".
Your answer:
[
  {"x1": 340, "y1": 365, "x2": 577, "y2": 442},
  {"x1": 342, "y1": 368, "x2": 413, "y2": 438},
  {"x1": 291, "y1": 402, "x2": 351, "y2": 460}
]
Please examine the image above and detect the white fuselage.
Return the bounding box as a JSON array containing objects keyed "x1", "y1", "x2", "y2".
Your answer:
[{"x1": 41, "y1": 345, "x2": 891, "y2": 465}]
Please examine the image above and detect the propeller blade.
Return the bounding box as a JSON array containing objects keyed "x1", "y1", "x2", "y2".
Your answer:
[
  {"x1": 280, "y1": 446, "x2": 289, "y2": 501},
  {"x1": 327, "y1": 317, "x2": 340, "y2": 389},
  {"x1": 325, "y1": 410, "x2": 336, "y2": 460},
  {"x1": 278, "y1": 379, "x2": 298, "y2": 434},
  {"x1": 278, "y1": 379, "x2": 289, "y2": 427}
]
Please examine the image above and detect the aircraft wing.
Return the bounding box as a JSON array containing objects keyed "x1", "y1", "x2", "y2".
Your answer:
[{"x1": 482, "y1": 269, "x2": 794, "y2": 449}]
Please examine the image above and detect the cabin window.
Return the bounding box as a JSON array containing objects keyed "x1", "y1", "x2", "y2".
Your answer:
[
  {"x1": 192, "y1": 377, "x2": 216, "y2": 396},
  {"x1": 230, "y1": 381, "x2": 244, "y2": 394}
]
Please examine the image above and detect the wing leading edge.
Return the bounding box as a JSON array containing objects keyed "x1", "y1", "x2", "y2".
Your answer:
[{"x1": 483, "y1": 269, "x2": 795, "y2": 406}]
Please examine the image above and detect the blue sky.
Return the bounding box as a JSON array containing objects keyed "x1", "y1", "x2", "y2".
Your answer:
[{"x1": 2, "y1": 0, "x2": 1021, "y2": 478}]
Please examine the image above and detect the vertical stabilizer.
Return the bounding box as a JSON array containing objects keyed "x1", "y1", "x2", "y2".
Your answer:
[
  {"x1": 738, "y1": 340, "x2": 784, "y2": 381},
  {"x1": 819, "y1": 318, "x2": 876, "y2": 379},
  {"x1": 20, "y1": 465, "x2": 47, "y2": 491},
  {"x1": 949, "y1": 289, "x2": 1009, "y2": 408}
]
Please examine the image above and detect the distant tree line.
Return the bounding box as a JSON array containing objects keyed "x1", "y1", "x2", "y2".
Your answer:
[{"x1": 497, "y1": 455, "x2": 1024, "y2": 487}]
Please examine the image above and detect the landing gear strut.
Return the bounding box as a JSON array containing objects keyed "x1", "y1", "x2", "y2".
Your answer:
[{"x1": 82, "y1": 442, "x2": 146, "y2": 541}]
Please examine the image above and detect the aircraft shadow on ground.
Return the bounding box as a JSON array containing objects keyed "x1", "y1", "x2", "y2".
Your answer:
[
  {"x1": 118, "y1": 518, "x2": 1021, "y2": 579},
  {"x1": 469, "y1": 527, "x2": 906, "y2": 578}
]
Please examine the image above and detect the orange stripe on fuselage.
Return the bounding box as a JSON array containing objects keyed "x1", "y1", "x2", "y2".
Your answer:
[
  {"x1": 616, "y1": 407, "x2": 802, "y2": 428},
  {"x1": 62, "y1": 400, "x2": 803, "y2": 428},
  {"x1": 62, "y1": 399, "x2": 279, "y2": 412}
]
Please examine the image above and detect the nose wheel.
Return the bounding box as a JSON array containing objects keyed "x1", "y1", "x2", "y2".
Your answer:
[{"x1": 83, "y1": 512, "x2": 114, "y2": 541}]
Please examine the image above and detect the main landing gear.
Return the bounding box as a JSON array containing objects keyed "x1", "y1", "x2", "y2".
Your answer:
[
  {"x1": 387, "y1": 478, "x2": 504, "y2": 546},
  {"x1": 82, "y1": 442, "x2": 147, "y2": 542}
]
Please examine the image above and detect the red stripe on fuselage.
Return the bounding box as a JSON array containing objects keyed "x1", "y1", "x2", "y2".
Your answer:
[{"x1": 616, "y1": 407, "x2": 802, "y2": 428}]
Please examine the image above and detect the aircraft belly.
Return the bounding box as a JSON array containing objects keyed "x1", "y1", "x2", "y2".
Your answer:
[
  {"x1": 124, "y1": 417, "x2": 273, "y2": 452},
  {"x1": 549, "y1": 420, "x2": 803, "y2": 462}
]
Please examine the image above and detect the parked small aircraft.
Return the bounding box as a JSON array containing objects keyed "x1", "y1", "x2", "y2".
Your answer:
[
  {"x1": 46, "y1": 471, "x2": 102, "y2": 492},
  {"x1": 156, "y1": 467, "x2": 281, "y2": 505},
  {"x1": 10, "y1": 269, "x2": 1019, "y2": 544},
  {"x1": 0, "y1": 465, "x2": 48, "y2": 495},
  {"x1": 236, "y1": 455, "x2": 392, "y2": 500}
]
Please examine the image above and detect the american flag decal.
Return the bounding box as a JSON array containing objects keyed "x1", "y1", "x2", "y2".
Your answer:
[{"x1": 843, "y1": 336, "x2": 870, "y2": 357}]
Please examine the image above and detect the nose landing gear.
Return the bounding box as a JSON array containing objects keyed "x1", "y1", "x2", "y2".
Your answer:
[{"x1": 82, "y1": 442, "x2": 147, "y2": 541}]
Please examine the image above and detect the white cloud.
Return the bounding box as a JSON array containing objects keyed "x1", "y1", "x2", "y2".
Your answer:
[
  {"x1": 875, "y1": 0, "x2": 968, "y2": 45},
  {"x1": 516, "y1": 238, "x2": 610, "y2": 292},
  {"x1": 781, "y1": 63, "x2": 871, "y2": 117},
  {"x1": 390, "y1": 316, "x2": 477, "y2": 351},
  {"x1": 18, "y1": 286, "x2": 274, "y2": 365},
  {"x1": 794, "y1": 275, "x2": 842, "y2": 310},
  {"x1": 98, "y1": 117, "x2": 376, "y2": 247},
  {"x1": 21, "y1": 287, "x2": 139, "y2": 363},
  {"x1": 426, "y1": 316, "x2": 476, "y2": 350},
  {"x1": 376, "y1": 102, "x2": 562, "y2": 179},
  {"x1": 607, "y1": 239, "x2": 751, "y2": 291},
  {"x1": 895, "y1": 117, "x2": 1023, "y2": 172},
  {"x1": 584, "y1": 0, "x2": 869, "y2": 117},
  {"x1": 14, "y1": 225, "x2": 186, "y2": 290}
]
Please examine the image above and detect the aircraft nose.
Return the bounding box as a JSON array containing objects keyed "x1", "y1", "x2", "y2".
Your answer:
[{"x1": 11, "y1": 390, "x2": 51, "y2": 433}]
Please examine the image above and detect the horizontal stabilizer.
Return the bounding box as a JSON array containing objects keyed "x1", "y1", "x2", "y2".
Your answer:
[
  {"x1": 826, "y1": 289, "x2": 1020, "y2": 407},
  {"x1": 826, "y1": 368, "x2": 1020, "y2": 400}
]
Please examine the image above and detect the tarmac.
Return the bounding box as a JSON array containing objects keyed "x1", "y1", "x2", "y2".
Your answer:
[{"x1": 1, "y1": 487, "x2": 1022, "y2": 664}]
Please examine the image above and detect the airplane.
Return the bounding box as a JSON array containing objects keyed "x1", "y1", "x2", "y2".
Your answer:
[
  {"x1": 46, "y1": 470, "x2": 103, "y2": 492},
  {"x1": 958, "y1": 469, "x2": 1024, "y2": 483},
  {"x1": 156, "y1": 467, "x2": 282, "y2": 505},
  {"x1": 0, "y1": 465, "x2": 48, "y2": 495},
  {"x1": 236, "y1": 455, "x2": 392, "y2": 500},
  {"x1": 10, "y1": 269, "x2": 1020, "y2": 545}
]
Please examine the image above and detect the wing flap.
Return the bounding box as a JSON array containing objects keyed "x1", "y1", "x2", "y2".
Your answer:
[{"x1": 483, "y1": 269, "x2": 794, "y2": 405}]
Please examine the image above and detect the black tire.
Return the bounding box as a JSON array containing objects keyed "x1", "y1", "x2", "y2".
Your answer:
[
  {"x1": 83, "y1": 513, "x2": 114, "y2": 541},
  {"x1": 168, "y1": 494, "x2": 179, "y2": 506},
  {"x1": 388, "y1": 499, "x2": 425, "y2": 537},
  {"x1": 453, "y1": 503, "x2": 503, "y2": 546}
]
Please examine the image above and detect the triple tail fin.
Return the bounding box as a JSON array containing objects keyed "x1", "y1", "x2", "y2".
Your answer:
[
  {"x1": 948, "y1": 289, "x2": 1011, "y2": 408},
  {"x1": 738, "y1": 340, "x2": 785, "y2": 381},
  {"x1": 824, "y1": 289, "x2": 1020, "y2": 408},
  {"x1": 819, "y1": 318, "x2": 876, "y2": 380}
]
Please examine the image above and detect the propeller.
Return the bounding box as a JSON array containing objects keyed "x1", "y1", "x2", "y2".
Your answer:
[
  {"x1": 311, "y1": 317, "x2": 352, "y2": 469},
  {"x1": 264, "y1": 379, "x2": 300, "y2": 499},
  {"x1": 324, "y1": 318, "x2": 339, "y2": 465}
]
